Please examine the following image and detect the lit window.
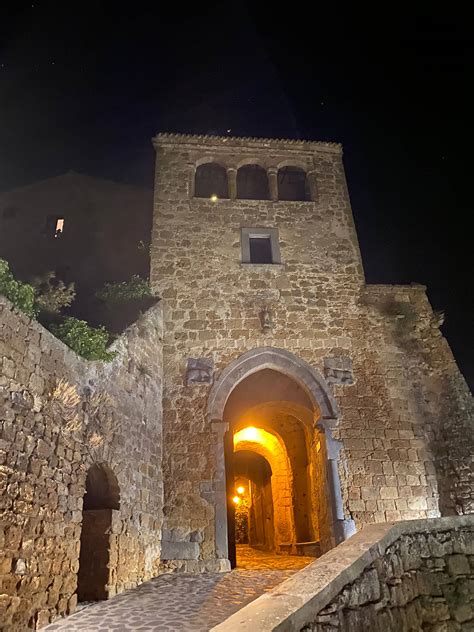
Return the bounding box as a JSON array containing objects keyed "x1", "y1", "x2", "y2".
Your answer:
[
  {"x1": 54, "y1": 218, "x2": 64, "y2": 237},
  {"x1": 241, "y1": 228, "x2": 281, "y2": 265},
  {"x1": 45, "y1": 215, "x2": 65, "y2": 237}
]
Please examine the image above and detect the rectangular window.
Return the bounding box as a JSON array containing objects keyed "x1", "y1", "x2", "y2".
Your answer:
[
  {"x1": 45, "y1": 215, "x2": 65, "y2": 237},
  {"x1": 241, "y1": 228, "x2": 281, "y2": 265},
  {"x1": 249, "y1": 236, "x2": 272, "y2": 263},
  {"x1": 54, "y1": 218, "x2": 64, "y2": 237}
]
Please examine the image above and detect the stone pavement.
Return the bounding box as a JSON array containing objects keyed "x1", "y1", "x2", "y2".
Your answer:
[{"x1": 45, "y1": 547, "x2": 315, "y2": 631}]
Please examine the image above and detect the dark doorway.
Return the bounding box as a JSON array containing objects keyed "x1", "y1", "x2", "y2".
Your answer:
[{"x1": 77, "y1": 463, "x2": 120, "y2": 602}]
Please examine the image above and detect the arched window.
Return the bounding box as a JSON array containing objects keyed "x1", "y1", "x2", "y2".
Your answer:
[
  {"x1": 194, "y1": 163, "x2": 229, "y2": 199},
  {"x1": 277, "y1": 166, "x2": 311, "y2": 201},
  {"x1": 236, "y1": 165, "x2": 270, "y2": 200}
]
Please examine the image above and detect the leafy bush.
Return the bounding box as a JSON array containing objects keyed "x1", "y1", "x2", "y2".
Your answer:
[
  {"x1": 31, "y1": 271, "x2": 75, "y2": 315},
  {"x1": 0, "y1": 258, "x2": 37, "y2": 318},
  {"x1": 50, "y1": 317, "x2": 116, "y2": 361},
  {"x1": 96, "y1": 275, "x2": 152, "y2": 303}
]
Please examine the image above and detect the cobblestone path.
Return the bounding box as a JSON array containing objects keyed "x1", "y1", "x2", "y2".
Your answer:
[{"x1": 45, "y1": 548, "x2": 315, "y2": 631}]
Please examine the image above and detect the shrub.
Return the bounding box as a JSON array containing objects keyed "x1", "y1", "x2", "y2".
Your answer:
[
  {"x1": 0, "y1": 258, "x2": 37, "y2": 318},
  {"x1": 96, "y1": 275, "x2": 152, "y2": 303},
  {"x1": 31, "y1": 271, "x2": 75, "y2": 315},
  {"x1": 50, "y1": 317, "x2": 116, "y2": 361}
]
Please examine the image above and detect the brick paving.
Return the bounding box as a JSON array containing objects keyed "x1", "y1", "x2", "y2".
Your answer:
[{"x1": 45, "y1": 547, "x2": 315, "y2": 631}]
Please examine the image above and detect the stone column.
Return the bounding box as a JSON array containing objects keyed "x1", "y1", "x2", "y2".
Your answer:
[
  {"x1": 227, "y1": 168, "x2": 237, "y2": 200},
  {"x1": 267, "y1": 167, "x2": 278, "y2": 201},
  {"x1": 318, "y1": 419, "x2": 357, "y2": 544},
  {"x1": 188, "y1": 163, "x2": 196, "y2": 198},
  {"x1": 210, "y1": 420, "x2": 231, "y2": 563},
  {"x1": 307, "y1": 170, "x2": 319, "y2": 203}
]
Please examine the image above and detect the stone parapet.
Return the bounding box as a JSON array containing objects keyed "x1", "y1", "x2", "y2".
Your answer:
[
  {"x1": 212, "y1": 515, "x2": 474, "y2": 631},
  {"x1": 153, "y1": 132, "x2": 342, "y2": 154}
]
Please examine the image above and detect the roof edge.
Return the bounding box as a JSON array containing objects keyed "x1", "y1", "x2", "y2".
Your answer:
[{"x1": 152, "y1": 132, "x2": 342, "y2": 154}]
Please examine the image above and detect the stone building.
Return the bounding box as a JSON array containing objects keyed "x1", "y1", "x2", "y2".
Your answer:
[
  {"x1": 0, "y1": 172, "x2": 152, "y2": 323},
  {"x1": 150, "y1": 132, "x2": 473, "y2": 569},
  {"x1": 1, "y1": 132, "x2": 473, "y2": 629}
]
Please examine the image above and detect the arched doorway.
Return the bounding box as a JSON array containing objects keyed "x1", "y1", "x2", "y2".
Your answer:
[
  {"x1": 208, "y1": 347, "x2": 356, "y2": 568},
  {"x1": 233, "y1": 451, "x2": 274, "y2": 550},
  {"x1": 77, "y1": 463, "x2": 120, "y2": 602}
]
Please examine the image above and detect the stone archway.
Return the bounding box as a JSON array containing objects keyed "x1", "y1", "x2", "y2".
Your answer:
[
  {"x1": 77, "y1": 463, "x2": 120, "y2": 602},
  {"x1": 207, "y1": 347, "x2": 356, "y2": 565},
  {"x1": 234, "y1": 427, "x2": 295, "y2": 550}
]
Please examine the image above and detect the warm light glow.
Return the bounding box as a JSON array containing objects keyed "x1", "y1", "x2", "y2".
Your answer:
[
  {"x1": 210, "y1": 194, "x2": 218, "y2": 202},
  {"x1": 232, "y1": 496, "x2": 240, "y2": 504},
  {"x1": 237, "y1": 486, "x2": 245, "y2": 494},
  {"x1": 54, "y1": 218, "x2": 64, "y2": 236},
  {"x1": 237, "y1": 426, "x2": 259, "y2": 442},
  {"x1": 234, "y1": 426, "x2": 286, "y2": 467}
]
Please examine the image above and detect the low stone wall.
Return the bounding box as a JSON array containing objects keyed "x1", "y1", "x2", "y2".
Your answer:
[
  {"x1": 212, "y1": 516, "x2": 474, "y2": 631},
  {"x1": 0, "y1": 296, "x2": 164, "y2": 630}
]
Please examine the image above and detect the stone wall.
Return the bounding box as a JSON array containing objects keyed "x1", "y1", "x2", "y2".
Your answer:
[
  {"x1": 150, "y1": 133, "x2": 473, "y2": 566},
  {"x1": 0, "y1": 295, "x2": 163, "y2": 630},
  {"x1": 212, "y1": 515, "x2": 474, "y2": 631},
  {"x1": 338, "y1": 283, "x2": 474, "y2": 527}
]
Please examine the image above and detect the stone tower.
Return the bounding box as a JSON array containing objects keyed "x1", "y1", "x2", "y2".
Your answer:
[{"x1": 150, "y1": 133, "x2": 473, "y2": 570}]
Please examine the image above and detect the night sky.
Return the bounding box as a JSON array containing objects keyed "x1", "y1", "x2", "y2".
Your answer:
[{"x1": 1, "y1": 3, "x2": 473, "y2": 388}]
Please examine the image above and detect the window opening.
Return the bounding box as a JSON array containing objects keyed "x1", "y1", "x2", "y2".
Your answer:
[
  {"x1": 249, "y1": 236, "x2": 273, "y2": 263},
  {"x1": 55, "y1": 218, "x2": 64, "y2": 237}
]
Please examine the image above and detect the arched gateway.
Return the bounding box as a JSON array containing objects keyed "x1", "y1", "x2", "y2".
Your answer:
[{"x1": 207, "y1": 347, "x2": 356, "y2": 567}]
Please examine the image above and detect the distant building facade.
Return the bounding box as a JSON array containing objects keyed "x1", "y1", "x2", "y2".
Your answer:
[{"x1": 0, "y1": 171, "x2": 152, "y2": 313}]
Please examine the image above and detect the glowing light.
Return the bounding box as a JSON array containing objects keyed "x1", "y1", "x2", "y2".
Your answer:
[
  {"x1": 237, "y1": 426, "x2": 259, "y2": 442},
  {"x1": 234, "y1": 427, "x2": 286, "y2": 465},
  {"x1": 210, "y1": 194, "x2": 218, "y2": 202},
  {"x1": 237, "y1": 486, "x2": 245, "y2": 495},
  {"x1": 232, "y1": 496, "x2": 240, "y2": 504},
  {"x1": 54, "y1": 218, "x2": 64, "y2": 237}
]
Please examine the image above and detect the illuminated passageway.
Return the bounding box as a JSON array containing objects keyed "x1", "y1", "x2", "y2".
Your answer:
[{"x1": 223, "y1": 368, "x2": 333, "y2": 567}]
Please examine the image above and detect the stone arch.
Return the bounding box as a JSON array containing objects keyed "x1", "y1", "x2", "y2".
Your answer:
[
  {"x1": 275, "y1": 159, "x2": 309, "y2": 172},
  {"x1": 234, "y1": 427, "x2": 295, "y2": 548},
  {"x1": 236, "y1": 164, "x2": 270, "y2": 200},
  {"x1": 194, "y1": 162, "x2": 229, "y2": 199},
  {"x1": 208, "y1": 347, "x2": 356, "y2": 565},
  {"x1": 78, "y1": 463, "x2": 119, "y2": 602},
  {"x1": 236, "y1": 157, "x2": 266, "y2": 170},
  {"x1": 83, "y1": 462, "x2": 120, "y2": 510},
  {"x1": 277, "y1": 165, "x2": 311, "y2": 201},
  {"x1": 208, "y1": 346, "x2": 339, "y2": 423}
]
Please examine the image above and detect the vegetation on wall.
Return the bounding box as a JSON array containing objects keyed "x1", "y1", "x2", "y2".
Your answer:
[
  {"x1": 49, "y1": 317, "x2": 117, "y2": 362},
  {"x1": 0, "y1": 258, "x2": 38, "y2": 318},
  {"x1": 96, "y1": 275, "x2": 152, "y2": 303},
  {"x1": 31, "y1": 271, "x2": 76, "y2": 315},
  {"x1": 0, "y1": 257, "x2": 115, "y2": 362}
]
